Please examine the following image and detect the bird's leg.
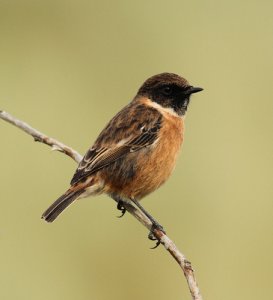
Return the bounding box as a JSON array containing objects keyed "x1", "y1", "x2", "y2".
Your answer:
[
  {"x1": 130, "y1": 198, "x2": 166, "y2": 248},
  {"x1": 130, "y1": 198, "x2": 165, "y2": 232},
  {"x1": 111, "y1": 195, "x2": 127, "y2": 218}
]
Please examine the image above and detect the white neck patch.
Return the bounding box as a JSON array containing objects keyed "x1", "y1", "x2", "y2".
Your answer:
[{"x1": 144, "y1": 99, "x2": 182, "y2": 118}]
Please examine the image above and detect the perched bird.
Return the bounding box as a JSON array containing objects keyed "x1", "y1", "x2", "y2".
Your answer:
[{"x1": 42, "y1": 73, "x2": 202, "y2": 239}]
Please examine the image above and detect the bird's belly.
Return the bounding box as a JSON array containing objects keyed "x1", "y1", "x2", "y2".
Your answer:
[
  {"x1": 104, "y1": 117, "x2": 184, "y2": 200},
  {"x1": 132, "y1": 130, "x2": 183, "y2": 198}
]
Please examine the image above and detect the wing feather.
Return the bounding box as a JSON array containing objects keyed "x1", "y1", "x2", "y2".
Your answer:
[{"x1": 70, "y1": 103, "x2": 162, "y2": 185}]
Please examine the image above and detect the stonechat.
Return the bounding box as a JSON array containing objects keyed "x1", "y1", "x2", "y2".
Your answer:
[{"x1": 42, "y1": 73, "x2": 203, "y2": 239}]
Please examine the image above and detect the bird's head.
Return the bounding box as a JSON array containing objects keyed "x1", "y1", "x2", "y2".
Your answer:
[{"x1": 137, "y1": 73, "x2": 203, "y2": 116}]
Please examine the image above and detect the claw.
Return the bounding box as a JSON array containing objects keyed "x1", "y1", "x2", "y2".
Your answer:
[
  {"x1": 148, "y1": 230, "x2": 157, "y2": 241},
  {"x1": 116, "y1": 200, "x2": 126, "y2": 218},
  {"x1": 116, "y1": 209, "x2": 126, "y2": 218},
  {"x1": 148, "y1": 224, "x2": 165, "y2": 249},
  {"x1": 150, "y1": 240, "x2": 161, "y2": 249}
]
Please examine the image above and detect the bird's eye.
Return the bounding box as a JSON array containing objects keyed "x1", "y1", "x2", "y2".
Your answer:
[{"x1": 162, "y1": 86, "x2": 173, "y2": 96}]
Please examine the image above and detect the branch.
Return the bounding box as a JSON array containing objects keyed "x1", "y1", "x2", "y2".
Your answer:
[
  {"x1": 0, "y1": 110, "x2": 82, "y2": 163},
  {"x1": 0, "y1": 110, "x2": 203, "y2": 300}
]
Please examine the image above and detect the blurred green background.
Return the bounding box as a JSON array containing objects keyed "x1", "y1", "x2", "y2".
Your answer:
[{"x1": 0, "y1": 1, "x2": 272, "y2": 299}]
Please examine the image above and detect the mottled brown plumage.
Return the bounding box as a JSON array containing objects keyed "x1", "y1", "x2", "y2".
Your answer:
[{"x1": 42, "y1": 73, "x2": 202, "y2": 223}]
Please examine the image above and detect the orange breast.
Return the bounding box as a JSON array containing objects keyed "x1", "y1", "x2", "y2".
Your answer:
[{"x1": 121, "y1": 114, "x2": 184, "y2": 199}]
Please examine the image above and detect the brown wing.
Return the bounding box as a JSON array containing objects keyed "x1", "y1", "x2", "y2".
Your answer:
[{"x1": 70, "y1": 103, "x2": 162, "y2": 185}]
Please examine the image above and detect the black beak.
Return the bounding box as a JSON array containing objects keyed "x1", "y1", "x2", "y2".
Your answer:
[{"x1": 185, "y1": 86, "x2": 203, "y2": 95}]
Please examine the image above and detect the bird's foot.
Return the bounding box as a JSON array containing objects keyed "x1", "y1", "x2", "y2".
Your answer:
[
  {"x1": 116, "y1": 200, "x2": 126, "y2": 218},
  {"x1": 148, "y1": 223, "x2": 166, "y2": 249}
]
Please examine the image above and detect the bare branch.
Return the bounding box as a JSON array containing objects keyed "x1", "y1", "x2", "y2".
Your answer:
[
  {"x1": 0, "y1": 110, "x2": 203, "y2": 300},
  {"x1": 0, "y1": 110, "x2": 82, "y2": 163}
]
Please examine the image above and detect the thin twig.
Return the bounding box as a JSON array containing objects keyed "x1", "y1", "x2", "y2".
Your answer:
[
  {"x1": 0, "y1": 110, "x2": 82, "y2": 163},
  {"x1": 0, "y1": 109, "x2": 203, "y2": 300}
]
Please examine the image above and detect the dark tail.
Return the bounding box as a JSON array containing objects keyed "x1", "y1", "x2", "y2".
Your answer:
[{"x1": 42, "y1": 189, "x2": 83, "y2": 223}]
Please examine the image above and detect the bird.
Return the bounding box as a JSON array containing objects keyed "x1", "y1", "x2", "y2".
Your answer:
[{"x1": 42, "y1": 73, "x2": 203, "y2": 241}]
